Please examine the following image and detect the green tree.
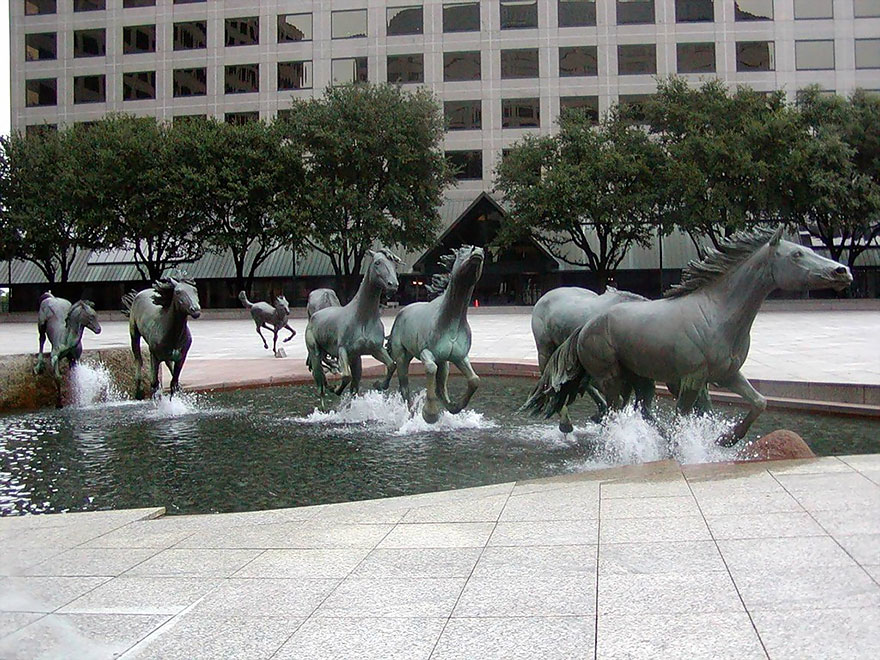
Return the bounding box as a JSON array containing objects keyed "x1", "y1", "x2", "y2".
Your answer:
[
  {"x1": 494, "y1": 111, "x2": 665, "y2": 291},
  {"x1": 284, "y1": 83, "x2": 452, "y2": 297}
]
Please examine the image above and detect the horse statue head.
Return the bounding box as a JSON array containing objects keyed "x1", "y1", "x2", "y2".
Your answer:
[
  {"x1": 366, "y1": 248, "x2": 401, "y2": 297},
  {"x1": 764, "y1": 225, "x2": 852, "y2": 292},
  {"x1": 153, "y1": 269, "x2": 201, "y2": 319},
  {"x1": 427, "y1": 245, "x2": 485, "y2": 298},
  {"x1": 67, "y1": 300, "x2": 102, "y2": 335},
  {"x1": 273, "y1": 295, "x2": 290, "y2": 316}
]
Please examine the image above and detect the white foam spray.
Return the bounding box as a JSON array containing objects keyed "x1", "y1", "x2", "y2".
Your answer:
[{"x1": 69, "y1": 361, "x2": 125, "y2": 407}]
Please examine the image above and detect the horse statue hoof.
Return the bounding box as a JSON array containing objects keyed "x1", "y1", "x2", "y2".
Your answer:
[
  {"x1": 559, "y1": 420, "x2": 574, "y2": 434},
  {"x1": 716, "y1": 432, "x2": 740, "y2": 448},
  {"x1": 422, "y1": 407, "x2": 441, "y2": 424}
]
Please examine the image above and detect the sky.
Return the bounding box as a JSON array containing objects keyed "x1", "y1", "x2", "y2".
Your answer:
[{"x1": 1, "y1": 0, "x2": 9, "y2": 135}]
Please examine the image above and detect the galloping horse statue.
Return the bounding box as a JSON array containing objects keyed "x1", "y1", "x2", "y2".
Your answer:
[
  {"x1": 34, "y1": 293, "x2": 102, "y2": 399},
  {"x1": 238, "y1": 291, "x2": 296, "y2": 355},
  {"x1": 307, "y1": 288, "x2": 341, "y2": 318},
  {"x1": 525, "y1": 226, "x2": 852, "y2": 445},
  {"x1": 122, "y1": 270, "x2": 201, "y2": 399},
  {"x1": 305, "y1": 249, "x2": 400, "y2": 399},
  {"x1": 531, "y1": 286, "x2": 647, "y2": 431},
  {"x1": 382, "y1": 245, "x2": 485, "y2": 423}
]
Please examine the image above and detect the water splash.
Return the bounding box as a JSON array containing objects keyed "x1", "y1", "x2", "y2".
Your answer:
[
  {"x1": 146, "y1": 391, "x2": 202, "y2": 418},
  {"x1": 70, "y1": 361, "x2": 125, "y2": 407}
]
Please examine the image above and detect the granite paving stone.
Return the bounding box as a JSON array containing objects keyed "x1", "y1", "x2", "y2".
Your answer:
[
  {"x1": 704, "y1": 512, "x2": 828, "y2": 540},
  {"x1": 401, "y1": 494, "x2": 508, "y2": 523},
  {"x1": 808, "y1": 506, "x2": 880, "y2": 536},
  {"x1": 233, "y1": 548, "x2": 371, "y2": 579},
  {"x1": 81, "y1": 522, "x2": 196, "y2": 549},
  {"x1": 377, "y1": 522, "x2": 495, "y2": 549},
  {"x1": 598, "y1": 540, "x2": 726, "y2": 575},
  {"x1": 452, "y1": 575, "x2": 597, "y2": 617},
  {"x1": 189, "y1": 578, "x2": 339, "y2": 618},
  {"x1": 122, "y1": 548, "x2": 264, "y2": 578},
  {"x1": 57, "y1": 577, "x2": 221, "y2": 615},
  {"x1": 498, "y1": 486, "x2": 600, "y2": 521},
  {"x1": 750, "y1": 606, "x2": 880, "y2": 660},
  {"x1": 314, "y1": 578, "x2": 466, "y2": 618},
  {"x1": 834, "y1": 533, "x2": 880, "y2": 566},
  {"x1": 471, "y1": 545, "x2": 597, "y2": 578},
  {"x1": 0, "y1": 576, "x2": 111, "y2": 613},
  {"x1": 731, "y1": 565, "x2": 880, "y2": 611},
  {"x1": 22, "y1": 548, "x2": 160, "y2": 578},
  {"x1": 694, "y1": 490, "x2": 803, "y2": 516},
  {"x1": 352, "y1": 548, "x2": 482, "y2": 579},
  {"x1": 600, "y1": 478, "x2": 692, "y2": 499},
  {"x1": 488, "y1": 519, "x2": 598, "y2": 546},
  {"x1": 597, "y1": 572, "x2": 744, "y2": 615},
  {"x1": 717, "y1": 536, "x2": 859, "y2": 573},
  {"x1": 600, "y1": 495, "x2": 700, "y2": 518},
  {"x1": 599, "y1": 515, "x2": 711, "y2": 544},
  {"x1": 0, "y1": 612, "x2": 44, "y2": 639}
]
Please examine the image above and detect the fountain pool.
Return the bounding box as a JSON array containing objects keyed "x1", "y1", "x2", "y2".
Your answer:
[{"x1": 1, "y1": 377, "x2": 878, "y2": 516}]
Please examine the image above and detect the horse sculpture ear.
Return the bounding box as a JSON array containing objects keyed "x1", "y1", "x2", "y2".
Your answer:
[
  {"x1": 769, "y1": 224, "x2": 784, "y2": 246},
  {"x1": 366, "y1": 250, "x2": 377, "y2": 260}
]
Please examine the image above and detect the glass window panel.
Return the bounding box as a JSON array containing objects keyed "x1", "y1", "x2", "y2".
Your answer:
[
  {"x1": 173, "y1": 67, "x2": 207, "y2": 96},
  {"x1": 25, "y1": 78, "x2": 57, "y2": 107},
  {"x1": 446, "y1": 150, "x2": 482, "y2": 180},
  {"x1": 73, "y1": 29, "x2": 106, "y2": 57},
  {"x1": 174, "y1": 21, "x2": 207, "y2": 50},
  {"x1": 123, "y1": 0, "x2": 155, "y2": 7},
  {"x1": 332, "y1": 9, "x2": 368, "y2": 39},
  {"x1": 278, "y1": 14, "x2": 312, "y2": 42},
  {"x1": 677, "y1": 42, "x2": 716, "y2": 73},
  {"x1": 795, "y1": 40, "x2": 834, "y2": 70},
  {"x1": 736, "y1": 41, "x2": 775, "y2": 71},
  {"x1": 443, "y1": 2, "x2": 480, "y2": 33},
  {"x1": 560, "y1": 95, "x2": 599, "y2": 122},
  {"x1": 735, "y1": 1, "x2": 773, "y2": 21},
  {"x1": 225, "y1": 64, "x2": 260, "y2": 93},
  {"x1": 617, "y1": 0, "x2": 655, "y2": 25},
  {"x1": 794, "y1": 0, "x2": 832, "y2": 19},
  {"x1": 675, "y1": 0, "x2": 713, "y2": 22},
  {"x1": 502, "y1": 98, "x2": 541, "y2": 128},
  {"x1": 558, "y1": 1, "x2": 596, "y2": 27},
  {"x1": 387, "y1": 54, "x2": 424, "y2": 84},
  {"x1": 445, "y1": 100, "x2": 482, "y2": 130},
  {"x1": 25, "y1": 33, "x2": 57, "y2": 61},
  {"x1": 618, "y1": 44, "x2": 656, "y2": 75},
  {"x1": 24, "y1": 1, "x2": 55, "y2": 16},
  {"x1": 123, "y1": 70, "x2": 156, "y2": 100},
  {"x1": 501, "y1": 1, "x2": 538, "y2": 29},
  {"x1": 226, "y1": 112, "x2": 259, "y2": 125},
  {"x1": 74, "y1": 0, "x2": 105, "y2": 11},
  {"x1": 855, "y1": 39, "x2": 880, "y2": 69},
  {"x1": 500, "y1": 49, "x2": 539, "y2": 79},
  {"x1": 387, "y1": 6, "x2": 423, "y2": 36},
  {"x1": 855, "y1": 1, "x2": 880, "y2": 17},
  {"x1": 278, "y1": 61, "x2": 313, "y2": 90},
  {"x1": 226, "y1": 17, "x2": 259, "y2": 46},
  {"x1": 443, "y1": 51, "x2": 481, "y2": 81},
  {"x1": 123, "y1": 25, "x2": 156, "y2": 54},
  {"x1": 559, "y1": 46, "x2": 598, "y2": 76},
  {"x1": 74, "y1": 75, "x2": 106, "y2": 103},
  {"x1": 331, "y1": 57, "x2": 369, "y2": 84}
]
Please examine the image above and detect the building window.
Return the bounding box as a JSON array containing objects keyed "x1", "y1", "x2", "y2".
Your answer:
[
  {"x1": 501, "y1": 49, "x2": 539, "y2": 79},
  {"x1": 225, "y1": 64, "x2": 260, "y2": 93},
  {"x1": 443, "y1": 2, "x2": 480, "y2": 33},
  {"x1": 560, "y1": 95, "x2": 599, "y2": 122},
  {"x1": 123, "y1": 0, "x2": 155, "y2": 7},
  {"x1": 444, "y1": 51, "x2": 481, "y2": 81},
  {"x1": 25, "y1": 78, "x2": 57, "y2": 107},
  {"x1": 558, "y1": 1, "x2": 596, "y2": 27},
  {"x1": 446, "y1": 150, "x2": 482, "y2": 180},
  {"x1": 795, "y1": 40, "x2": 835, "y2": 70},
  {"x1": 445, "y1": 100, "x2": 482, "y2": 130},
  {"x1": 123, "y1": 70, "x2": 156, "y2": 100},
  {"x1": 387, "y1": 6, "x2": 423, "y2": 36},
  {"x1": 501, "y1": 1, "x2": 538, "y2": 29},
  {"x1": 25, "y1": 1, "x2": 56, "y2": 15},
  {"x1": 174, "y1": 115, "x2": 207, "y2": 124},
  {"x1": 618, "y1": 93, "x2": 654, "y2": 122},
  {"x1": 174, "y1": 21, "x2": 207, "y2": 50},
  {"x1": 73, "y1": 75, "x2": 106, "y2": 104},
  {"x1": 278, "y1": 14, "x2": 312, "y2": 42},
  {"x1": 26, "y1": 124, "x2": 58, "y2": 137},
  {"x1": 226, "y1": 112, "x2": 259, "y2": 125},
  {"x1": 74, "y1": 0, "x2": 105, "y2": 11},
  {"x1": 855, "y1": 39, "x2": 880, "y2": 69},
  {"x1": 735, "y1": 1, "x2": 773, "y2": 21},
  {"x1": 677, "y1": 42, "x2": 716, "y2": 73},
  {"x1": 618, "y1": 44, "x2": 656, "y2": 75},
  {"x1": 25, "y1": 33, "x2": 57, "y2": 61},
  {"x1": 332, "y1": 57, "x2": 369, "y2": 84},
  {"x1": 173, "y1": 0, "x2": 206, "y2": 3},
  {"x1": 173, "y1": 67, "x2": 207, "y2": 96},
  {"x1": 796, "y1": 89, "x2": 836, "y2": 105},
  {"x1": 226, "y1": 17, "x2": 259, "y2": 47},
  {"x1": 502, "y1": 98, "x2": 541, "y2": 128},
  {"x1": 736, "y1": 41, "x2": 775, "y2": 71},
  {"x1": 73, "y1": 29, "x2": 106, "y2": 58},
  {"x1": 387, "y1": 54, "x2": 424, "y2": 84},
  {"x1": 617, "y1": 0, "x2": 655, "y2": 25},
  {"x1": 855, "y1": 1, "x2": 880, "y2": 18},
  {"x1": 123, "y1": 25, "x2": 156, "y2": 54},
  {"x1": 332, "y1": 9, "x2": 368, "y2": 39},
  {"x1": 559, "y1": 46, "x2": 598, "y2": 77},
  {"x1": 794, "y1": 0, "x2": 832, "y2": 19},
  {"x1": 675, "y1": 0, "x2": 713, "y2": 22},
  {"x1": 278, "y1": 61, "x2": 313, "y2": 90}
]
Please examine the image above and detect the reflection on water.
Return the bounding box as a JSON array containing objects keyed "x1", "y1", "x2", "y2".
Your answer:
[{"x1": 1, "y1": 378, "x2": 878, "y2": 516}]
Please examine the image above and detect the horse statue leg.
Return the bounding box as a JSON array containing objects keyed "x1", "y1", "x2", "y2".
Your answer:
[
  {"x1": 334, "y1": 347, "x2": 352, "y2": 396},
  {"x1": 282, "y1": 323, "x2": 296, "y2": 343},
  {"x1": 256, "y1": 322, "x2": 269, "y2": 350},
  {"x1": 436, "y1": 362, "x2": 451, "y2": 408},
  {"x1": 34, "y1": 323, "x2": 47, "y2": 375},
  {"x1": 717, "y1": 371, "x2": 766, "y2": 447},
  {"x1": 349, "y1": 355, "x2": 363, "y2": 395},
  {"x1": 396, "y1": 354, "x2": 414, "y2": 407},
  {"x1": 148, "y1": 352, "x2": 163, "y2": 398},
  {"x1": 420, "y1": 349, "x2": 442, "y2": 423},
  {"x1": 130, "y1": 328, "x2": 145, "y2": 400},
  {"x1": 370, "y1": 346, "x2": 397, "y2": 391},
  {"x1": 305, "y1": 328, "x2": 328, "y2": 400},
  {"x1": 448, "y1": 356, "x2": 480, "y2": 415},
  {"x1": 169, "y1": 342, "x2": 190, "y2": 396}
]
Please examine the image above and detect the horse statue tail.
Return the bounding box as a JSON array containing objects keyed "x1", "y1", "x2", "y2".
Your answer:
[
  {"x1": 39, "y1": 291, "x2": 54, "y2": 304},
  {"x1": 121, "y1": 290, "x2": 137, "y2": 318},
  {"x1": 238, "y1": 291, "x2": 253, "y2": 309},
  {"x1": 520, "y1": 328, "x2": 585, "y2": 419}
]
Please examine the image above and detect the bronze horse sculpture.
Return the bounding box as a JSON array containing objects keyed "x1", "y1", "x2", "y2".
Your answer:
[
  {"x1": 307, "y1": 288, "x2": 341, "y2": 318},
  {"x1": 34, "y1": 293, "x2": 102, "y2": 400},
  {"x1": 122, "y1": 270, "x2": 201, "y2": 398},
  {"x1": 525, "y1": 226, "x2": 852, "y2": 445},
  {"x1": 382, "y1": 245, "x2": 485, "y2": 423},
  {"x1": 305, "y1": 249, "x2": 400, "y2": 399},
  {"x1": 238, "y1": 291, "x2": 296, "y2": 354}
]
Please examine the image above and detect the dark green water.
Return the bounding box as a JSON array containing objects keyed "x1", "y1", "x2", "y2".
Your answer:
[{"x1": 1, "y1": 377, "x2": 877, "y2": 516}]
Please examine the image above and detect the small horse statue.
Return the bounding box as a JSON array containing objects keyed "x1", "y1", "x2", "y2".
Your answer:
[
  {"x1": 307, "y1": 288, "x2": 341, "y2": 318},
  {"x1": 34, "y1": 293, "x2": 102, "y2": 398},
  {"x1": 238, "y1": 291, "x2": 296, "y2": 355},
  {"x1": 382, "y1": 245, "x2": 485, "y2": 423},
  {"x1": 524, "y1": 225, "x2": 852, "y2": 445},
  {"x1": 122, "y1": 270, "x2": 201, "y2": 399},
  {"x1": 305, "y1": 249, "x2": 400, "y2": 399}
]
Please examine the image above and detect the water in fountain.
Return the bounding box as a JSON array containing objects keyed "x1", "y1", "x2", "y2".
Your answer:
[{"x1": 70, "y1": 361, "x2": 125, "y2": 407}]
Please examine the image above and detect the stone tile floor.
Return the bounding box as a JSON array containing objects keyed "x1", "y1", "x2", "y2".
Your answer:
[{"x1": 1, "y1": 455, "x2": 878, "y2": 659}]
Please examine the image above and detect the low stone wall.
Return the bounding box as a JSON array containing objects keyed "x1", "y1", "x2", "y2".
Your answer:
[{"x1": 0, "y1": 347, "x2": 149, "y2": 412}]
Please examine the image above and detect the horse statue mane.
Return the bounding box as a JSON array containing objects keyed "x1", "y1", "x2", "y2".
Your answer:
[
  {"x1": 66, "y1": 300, "x2": 96, "y2": 330},
  {"x1": 373, "y1": 248, "x2": 403, "y2": 266},
  {"x1": 664, "y1": 226, "x2": 778, "y2": 299},
  {"x1": 151, "y1": 269, "x2": 196, "y2": 308},
  {"x1": 426, "y1": 246, "x2": 476, "y2": 299}
]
